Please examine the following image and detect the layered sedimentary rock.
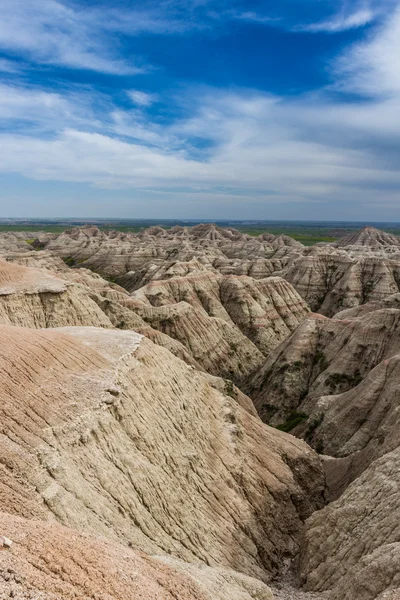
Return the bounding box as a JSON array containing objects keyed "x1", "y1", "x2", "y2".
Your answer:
[
  {"x1": 0, "y1": 324, "x2": 325, "y2": 583},
  {"x1": 0, "y1": 232, "x2": 35, "y2": 254},
  {"x1": 301, "y1": 447, "x2": 400, "y2": 600},
  {"x1": 282, "y1": 247, "x2": 400, "y2": 316},
  {"x1": 248, "y1": 309, "x2": 400, "y2": 437},
  {"x1": 134, "y1": 300, "x2": 265, "y2": 382},
  {"x1": 336, "y1": 225, "x2": 400, "y2": 256},
  {"x1": 0, "y1": 260, "x2": 272, "y2": 381},
  {"x1": 0, "y1": 260, "x2": 113, "y2": 328},
  {"x1": 1, "y1": 249, "x2": 67, "y2": 271},
  {"x1": 132, "y1": 273, "x2": 309, "y2": 356},
  {"x1": 0, "y1": 511, "x2": 275, "y2": 600},
  {"x1": 1, "y1": 222, "x2": 400, "y2": 600},
  {"x1": 333, "y1": 291, "x2": 400, "y2": 319},
  {"x1": 118, "y1": 258, "x2": 216, "y2": 292},
  {"x1": 40, "y1": 224, "x2": 303, "y2": 284},
  {"x1": 13, "y1": 225, "x2": 400, "y2": 319}
]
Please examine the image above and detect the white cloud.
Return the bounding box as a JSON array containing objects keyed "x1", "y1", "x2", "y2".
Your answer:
[
  {"x1": 301, "y1": 8, "x2": 375, "y2": 32},
  {"x1": 0, "y1": 0, "x2": 220, "y2": 74},
  {"x1": 232, "y1": 11, "x2": 276, "y2": 24},
  {"x1": 0, "y1": 83, "x2": 104, "y2": 133},
  {"x1": 0, "y1": 0, "x2": 145, "y2": 74},
  {"x1": 0, "y1": 1, "x2": 400, "y2": 216},
  {"x1": 0, "y1": 58, "x2": 22, "y2": 73},
  {"x1": 0, "y1": 84, "x2": 400, "y2": 208},
  {"x1": 334, "y1": 5, "x2": 400, "y2": 96},
  {"x1": 127, "y1": 90, "x2": 157, "y2": 107}
]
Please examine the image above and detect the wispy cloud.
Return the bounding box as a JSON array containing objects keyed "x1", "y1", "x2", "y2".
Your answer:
[
  {"x1": 334, "y1": 5, "x2": 400, "y2": 96},
  {"x1": 0, "y1": 0, "x2": 400, "y2": 218},
  {"x1": 0, "y1": 58, "x2": 22, "y2": 73},
  {"x1": 231, "y1": 11, "x2": 277, "y2": 25},
  {"x1": 0, "y1": 0, "x2": 227, "y2": 74},
  {"x1": 0, "y1": 0, "x2": 146, "y2": 74},
  {"x1": 1, "y1": 78, "x2": 400, "y2": 207},
  {"x1": 127, "y1": 90, "x2": 158, "y2": 107},
  {"x1": 299, "y1": 7, "x2": 375, "y2": 33}
]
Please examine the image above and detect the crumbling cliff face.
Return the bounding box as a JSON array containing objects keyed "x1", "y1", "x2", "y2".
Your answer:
[
  {"x1": 0, "y1": 259, "x2": 309, "y2": 383},
  {"x1": 1, "y1": 223, "x2": 400, "y2": 600},
  {"x1": 247, "y1": 309, "x2": 400, "y2": 431},
  {"x1": 0, "y1": 325, "x2": 324, "y2": 591},
  {"x1": 0, "y1": 260, "x2": 113, "y2": 329},
  {"x1": 132, "y1": 272, "x2": 309, "y2": 356},
  {"x1": 0, "y1": 511, "x2": 276, "y2": 600},
  {"x1": 301, "y1": 447, "x2": 400, "y2": 600}
]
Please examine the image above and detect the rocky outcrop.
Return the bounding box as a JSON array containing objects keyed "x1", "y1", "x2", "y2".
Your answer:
[
  {"x1": 294, "y1": 352, "x2": 400, "y2": 495},
  {"x1": 333, "y1": 292, "x2": 400, "y2": 319},
  {"x1": 0, "y1": 511, "x2": 275, "y2": 600},
  {"x1": 134, "y1": 301, "x2": 265, "y2": 382},
  {"x1": 0, "y1": 260, "x2": 113, "y2": 329},
  {"x1": 301, "y1": 447, "x2": 400, "y2": 600},
  {"x1": 337, "y1": 225, "x2": 400, "y2": 249},
  {"x1": 0, "y1": 232, "x2": 34, "y2": 254},
  {"x1": 0, "y1": 324, "x2": 325, "y2": 582},
  {"x1": 40, "y1": 224, "x2": 303, "y2": 283},
  {"x1": 132, "y1": 273, "x2": 309, "y2": 356},
  {"x1": 1, "y1": 249, "x2": 67, "y2": 271},
  {"x1": 247, "y1": 309, "x2": 400, "y2": 436},
  {"x1": 118, "y1": 258, "x2": 215, "y2": 292},
  {"x1": 0, "y1": 260, "x2": 285, "y2": 382},
  {"x1": 282, "y1": 248, "x2": 400, "y2": 316}
]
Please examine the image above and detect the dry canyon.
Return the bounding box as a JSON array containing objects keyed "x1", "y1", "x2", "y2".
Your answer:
[{"x1": 0, "y1": 223, "x2": 398, "y2": 600}]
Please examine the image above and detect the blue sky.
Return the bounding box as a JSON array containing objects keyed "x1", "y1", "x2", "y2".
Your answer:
[{"x1": 0, "y1": 0, "x2": 400, "y2": 220}]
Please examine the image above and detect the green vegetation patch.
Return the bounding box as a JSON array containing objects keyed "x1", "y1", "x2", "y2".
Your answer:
[
  {"x1": 325, "y1": 370, "x2": 362, "y2": 391},
  {"x1": 305, "y1": 414, "x2": 324, "y2": 440},
  {"x1": 63, "y1": 256, "x2": 76, "y2": 267},
  {"x1": 276, "y1": 411, "x2": 308, "y2": 433}
]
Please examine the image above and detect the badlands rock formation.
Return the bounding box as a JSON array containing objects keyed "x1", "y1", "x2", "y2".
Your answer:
[
  {"x1": 40, "y1": 223, "x2": 303, "y2": 284},
  {"x1": 0, "y1": 325, "x2": 324, "y2": 591},
  {"x1": 282, "y1": 246, "x2": 400, "y2": 315},
  {"x1": 0, "y1": 512, "x2": 275, "y2": 600},
  {"x1": 301, "y1": 447, "x2": 400, "y2": 600},
  {"x1": 132, "y1": 272, "x2": 309, "y2": 356},
  {"x1": 337, "y1": 224, "x2": 400, "y2": 251},
  {"x1": 248, "y1": 308, "x2": 400, "y2": 437},
  {"x1": 0, "y1": 259, "x2": 113, "y2": 328},
  {"x1": 1, "y1": 222, "x2": 400, "y2": 600},
  {"x1": 36, "y1": 224, "x2": 400, "y2": 319}
]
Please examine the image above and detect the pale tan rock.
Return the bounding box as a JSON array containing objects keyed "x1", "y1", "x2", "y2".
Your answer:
[
  {"x1": 280, "y1": 228, "x2": 400, "y2": 316},
  {"x1": 248, "y1": 309, "x2": 400, "y2": 433},
  {"x1": 337, "y1": 225, "x2": 400, "y2": 249},
  {"x1": 0, "y1": 260, "x2": 113, "y2": 329},
  {"x1": 0, "y1": 511, "x2": 276, "y2": 600},
  {"x1": 0, "y1": 324, "x2": 325, "y2": 582},
  {"x1": 282, "y1": 249, "x2": 400, "y2": 316},
  {"x1": 0, "y1": 260, "x2": 264, "y2": 380},
  {"x1": 301, "y1": 448, "x2": 400, "y2": 600},
  {"x1": 1, "y1": 250, "x2": 67, "y2": 271},
  {"x1": 333, "y1": 291, "x2": 400, "y2": 319},
  {"x1": 0, "y1": 260, "x2": 67, "y2": 295},
  {"x1": 0, "y1": 535, "x2": 12, "y2": 548},
  {"x1": 40, "y1": 224, "x2": 303, "y2": 283},
  {"x1": 134, "y1": 301, "x2": 265, "y2": 382},
  {"x1": 132, "y1": 272, "x2": 309, "y2": 356}
]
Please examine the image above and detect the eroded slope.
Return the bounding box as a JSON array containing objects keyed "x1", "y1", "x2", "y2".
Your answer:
[{"x1": 0, "y1": 325, "x2": 325, "y2": 583}]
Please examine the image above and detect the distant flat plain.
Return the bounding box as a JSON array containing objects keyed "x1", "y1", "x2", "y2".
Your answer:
[{"x1": 2, "y1": 218, "x2": 400, "y2": 246}]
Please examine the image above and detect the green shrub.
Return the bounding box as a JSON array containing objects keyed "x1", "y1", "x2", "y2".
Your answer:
[{"x1": 276, "y1": 412, "x2": 308, "y2": 433}]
